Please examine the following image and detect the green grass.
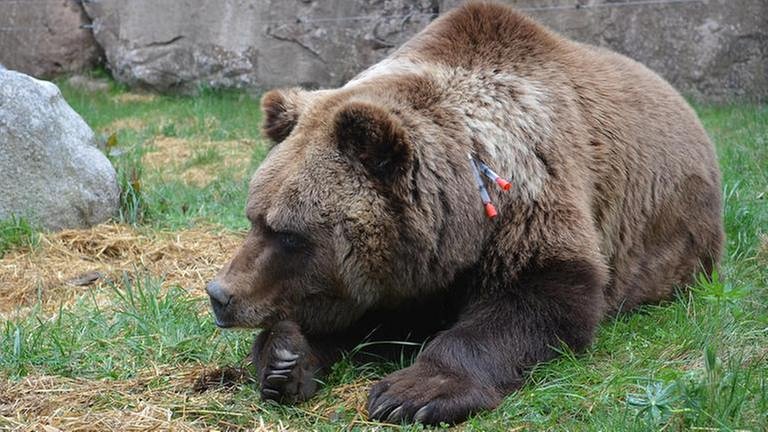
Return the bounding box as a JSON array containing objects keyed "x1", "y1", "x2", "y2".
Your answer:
[
  {"x1": 184, "y1": 147, "x2": 225, "y2": 169},
  {"x1": 59, "y1": 79, "x2": 263, "y2": 141},
  {"x1": 0, "y1": 216, "x2": 39, "y2": 257},
  {"x1": 58, "y1": 78, "x2": 268, "y2": 230},
  {"x1": 0, "y1": 82, "x2": 765, "y2": 431},
  {"x1": 1, "y1": 274, "x2": 248, "y2": 378}
]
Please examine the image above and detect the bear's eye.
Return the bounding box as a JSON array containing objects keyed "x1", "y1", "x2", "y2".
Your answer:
[{"x1": 274, "y1": 231, "x2": 306, "y2": 252}]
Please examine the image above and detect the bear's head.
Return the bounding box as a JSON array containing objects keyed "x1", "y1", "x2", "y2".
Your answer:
[{"x1": 207, "y1": 84, "x2": 488, "y2": 334}]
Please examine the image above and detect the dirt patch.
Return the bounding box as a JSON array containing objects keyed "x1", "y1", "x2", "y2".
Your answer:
[
  {"x1": 142, "y1": 137, "x2": 196, "y2": 169},
  {"x1": 143, "y1": 137, "x2": 256, "y2": 186},
  {"x1": 758, "y1": 234, "x2": 768, "y2": 266},
  {"x1": 192, "y1": 367, "x2": 253, "y2": 393},
  {"x1": 112, "y1": 93, "x2": 158, "y2": 104},
  {"x1": 0, "y1": 223, "x2": 244, "y2": 318},
  {"x1": 179, "y1": 166, "x2": 220, "y2": 187}
]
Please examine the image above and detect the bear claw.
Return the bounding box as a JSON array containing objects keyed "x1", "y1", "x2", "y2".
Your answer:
[
  {"x1": 385, "y1": 406, "x2": 404, "y2": 423},
  {"x1": 369, "y1": 397, "x2": 399, "y2": 421},
  {"x1": 266, "y1": 373, "x2": 288, "y2": 383},
  {"x1": 274, "y1": 349, "x2": 299, "y2": 361},
  {"x1": 413, "y1": 405, "x2": 432, "y2": 423},
  {"x1": 271, "y1": 360, "x2": 297, "y2": 369},
  {"x1": 366, "y1": 363, "x2": 500, "y2": 425},
  {"x1": 254, "y1": 323, "x2": 319, "y2": 404},
  {"x1": 261, "y1": 388, "x2": 280, "y2": 398},
  {"x1": 261, "y1": 359, "x2": 297, "y2": 401}
]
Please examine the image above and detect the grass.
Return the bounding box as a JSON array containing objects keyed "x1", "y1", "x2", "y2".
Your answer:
[
  {"x1": 0, "y1": 80, "x2": 765, "y2": 431},
  {"x1": 0, "y1": 216, "x2": 38, "y2": 258},
  {"x1": 58, "y1": 78, "x2": 268, "y2": 230}
]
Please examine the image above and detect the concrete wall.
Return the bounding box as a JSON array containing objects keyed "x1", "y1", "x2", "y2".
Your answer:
[
  {"x1": 0, "y1": 0, "x2": 101, "y2": 78},
  {"x1": 78, "y1": 0, "x2": 440, "y2": 93},
  {"x1": 489, "y1": 0, "x2": 768, "y2": 102},
  {"x1": 1, "y1": 0, "x2": 765, "y2": 102}
]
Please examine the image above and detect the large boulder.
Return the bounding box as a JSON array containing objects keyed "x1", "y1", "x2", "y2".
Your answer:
[
  {"x1": 0, "y1": 0, "x2": 101, "y2": 78},
  {"x1": 82, "y1": 0, "x2": 438, "y2": 93},
  {"x1": 0, "y1": 70, "x2": 119, "y2": 231}
]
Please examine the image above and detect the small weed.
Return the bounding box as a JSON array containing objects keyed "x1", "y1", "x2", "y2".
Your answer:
[
  {"x1": 112, "y1": 148, "x2": 147, "y2": 225},
  {"x1": 184, "y1": 147, "x2": 224, "y2": 168},
  {"x1": 674, "y1": 345, "x2": 758, "y2": 429},
  {"x1": 0, "y1": 216, "x2": 39, "y2": 257},
  {"x1": 161, "y1": 122, "x2": 178, "y2": 137},
  {"x1": 627, "y1": 381, "x2": 679, "y2": 426},
  {"x1": 695, "y1": 270, "x2": 747, "y2": 306},
  {"x1": 625, "y1": 346, "x2": 764, "y2": 430}
]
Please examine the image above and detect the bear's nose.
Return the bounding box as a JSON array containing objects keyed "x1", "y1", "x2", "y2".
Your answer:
[{"x1": 206, "y1": 280, "x2": 233, "y2": 309}]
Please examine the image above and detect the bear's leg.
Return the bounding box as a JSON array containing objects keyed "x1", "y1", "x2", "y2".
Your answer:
[
  {"x1": 367, "y1": 258, "x2": 605, "y2": 424},
  {"x1": 617, "y1": 174, "x2": 724, "y2": 310}
]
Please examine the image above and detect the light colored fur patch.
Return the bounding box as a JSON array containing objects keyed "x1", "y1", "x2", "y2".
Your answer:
[
  {"x1": 345, "y1": 57, "x2": 432, "y2": 87},
  {"x1": 450, "y1": 69, "x2": 552, "y2": 202},
  {"x1": 347, "y1": 57, "x2": 551, "y2": 202}
]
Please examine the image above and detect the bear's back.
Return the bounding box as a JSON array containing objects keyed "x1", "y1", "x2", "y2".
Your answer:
[{"x1": 392, "y1": 2, "x2": 723, "y2": 308}]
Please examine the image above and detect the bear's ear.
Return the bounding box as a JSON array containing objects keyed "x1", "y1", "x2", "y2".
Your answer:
[
  {"x1": 334, "y1": 101, "x2": 410, "y2": 179},
  {"x1": 261, "y1": 88, "x2": 306, "y2": 144}
]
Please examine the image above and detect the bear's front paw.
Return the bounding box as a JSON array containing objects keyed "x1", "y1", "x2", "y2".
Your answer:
[
  {"x1": 253, "y1": 320, "x2": 318, "y2": 404},
  {"x1": 367, "y1": 362, "x2": 501, "y2": 425}
]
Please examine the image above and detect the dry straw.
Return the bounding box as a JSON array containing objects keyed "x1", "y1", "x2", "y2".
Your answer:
[
  {"x1": 1, "y1": 363, "x2": 375, "y2": 431},
  {"x1": 0, "y1": 223, "x2": 244, "y2": 319},
  {"x1": 2, "y1": 365, "x2": 256, "y2": 431}
]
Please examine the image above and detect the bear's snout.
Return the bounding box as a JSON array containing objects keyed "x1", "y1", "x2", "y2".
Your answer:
[{"x1": 206, "y1": 280, "x2": 234, "y2": 327}]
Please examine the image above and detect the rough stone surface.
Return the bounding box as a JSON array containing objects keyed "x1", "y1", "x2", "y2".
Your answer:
[
  {"x1": 482, "y1": 0, "x2": 768, "y2": 103},
  {"x1": 67, "y1": 74, "x2": 111, "y2": 93},
  {"x1": 0, "y1": 70, "x2": 119, "y2": 231},
  {"x1": 0, "y1": 0, "x2": 101, "y2": 78},
  {"x1": 82, "y1": 0, "x2": 439, "y2": 93},
  {"x1": 83, "y1": 0, "x2": 765, "y2": 102}
]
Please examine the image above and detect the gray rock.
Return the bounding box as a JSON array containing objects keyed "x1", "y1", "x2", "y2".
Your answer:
[
  {"x1": 0, "y1": 0, "x2": 101, "y2": 78},
  {"x1": 0, "y1": 69, "x2": 119, "y2": 231}
]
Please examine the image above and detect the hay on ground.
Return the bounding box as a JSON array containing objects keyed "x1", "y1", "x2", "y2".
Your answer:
[
  {"x1": 0, "y1": 223, "x2": 244, "y2": 319},
  {"x1": 0, "y1": 366, "x2": 283, "y2": 432},
  {"x1": 309, "y1": 379, "x2": 373, "y2": 421},
  {"x1": 0, "y1": 365, "x2": 375, "y2": 431}
]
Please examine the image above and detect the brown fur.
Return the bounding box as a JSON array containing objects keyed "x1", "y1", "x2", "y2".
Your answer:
[{"x1": 207, "y1": 1, "x2": 723, "y2": 424}]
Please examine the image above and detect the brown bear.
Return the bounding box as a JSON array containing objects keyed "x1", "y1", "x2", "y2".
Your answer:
[{"x1": 206, "y1": 1, "x2": 724, "y2": 425}]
